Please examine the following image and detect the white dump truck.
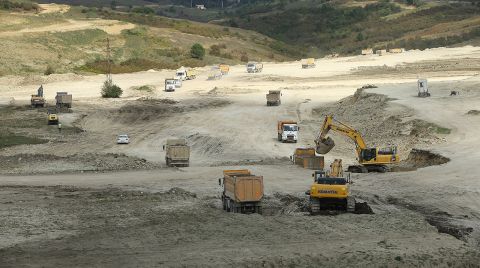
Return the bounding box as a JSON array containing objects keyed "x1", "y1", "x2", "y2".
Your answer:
[
  {"x1": 165, "y1": 79, "x2": 176, "y2": 92},
  {"x1": 175, "y1": 67, "x2": 197, "y2": 81},
  {"x1": 247, "y1": 62, "x2": 263, "y2": 73},
  {"x1": 277, "y1": 120, "x2": 299, "y2": 143},
  {"x1": 418, "y1": 79, "x2": 430, "y2": 97}
]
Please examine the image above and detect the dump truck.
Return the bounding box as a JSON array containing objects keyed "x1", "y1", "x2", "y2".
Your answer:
[
  {"x1": 307, "y1": 159, "x2": 356, "y2": 213},
  {"x1": 361, "y1": 48, "x2": 373, "y2": 55},
  {"x1": 417, "y1": 79, "x2": 430, "y2": 97},
  {"x1": 389, "y1": 48, "x2": 405, "y2": 53},
  {"x1": 164, "y1": 139, "x2": 190, "y2": 167},
  {"x1": 301, "y1": 58, "x2": 315, "y2": 69},
  {"x1": 175, "y1": 67, "x2": 196, "y2": 81},
  {"x1": 164, "y1": 79, "x2": 176, "y2": 92},
  {"x1": 219, "y1": 64, "x2": 230, "y2": 75},
  {"x1": 219, "y1": 169, "x2": 263, "y2": 214},
  {"x1": 207, "y1": 70, "x2": 222, "y2": 80},
  {"x1": 291, "y1": 147, "x2": 324, "y2": 170},
  {"x1": 246, "y1": 62, "x2": 263, "y2": 73},
  {"x1": 266, "y1": 90, "x2": 281, "y2": 106},
  {"x1": 55, "y1": 92, "x2": 72, "y2": 108},
  {"x1": 376, "y1": 49, "x2": 387, "y2": 56},
  {"x1": 277, "y1": 120, "x2": 299, "y2": 143},
  {"x1": 47, "y1": 109, "x2": 58, "y2": 125},
  {"x1": 31, "y1": 85, "x2": 46, "y2": 108}
]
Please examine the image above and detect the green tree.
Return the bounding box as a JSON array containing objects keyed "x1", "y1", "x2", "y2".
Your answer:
[
  {"x1": 190, "y1": 43, "x2": 205, "y2": 59},
  {"x1": 356, "y1": 32, "x2": 364, "y2": 41},
  {"x1": 101, "y1": 80, "x2": 123, "y2": 98}
]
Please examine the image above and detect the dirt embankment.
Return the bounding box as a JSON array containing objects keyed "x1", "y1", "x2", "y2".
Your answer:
[{"x1": 312, "y1": 88, "x2": 449, "y2": 161}]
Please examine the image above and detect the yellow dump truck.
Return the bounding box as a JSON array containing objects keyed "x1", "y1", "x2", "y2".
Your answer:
[
  {"x1": 220, "y1": 169, "x2": 263, "y2": 214},
  {"x1": 164, "y1": 139, "x2": 190, "y2": 167},
  {"x1": 219, "y1": 64, "x2": 230, "y2": 75},
  {"x1": 301, "y1": 58, "x2": 315, "y2": 69},
  {"x1": 291, "y1": 147, "x2": 324, "y2": 170}
]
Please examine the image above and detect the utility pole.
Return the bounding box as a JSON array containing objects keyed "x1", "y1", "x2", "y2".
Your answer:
[{"x1": 106, "y1": 38, "x2": 112, "y2": 84}]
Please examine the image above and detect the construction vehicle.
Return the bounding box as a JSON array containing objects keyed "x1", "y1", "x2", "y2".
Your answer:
[
  {"x1": 175, "y1": 67, "x2": 196, "y2": 81},
  {"x1": 291, "y1": 147, "x2": 324, "y2": 170},
  {"x1": 246, "y1": 62, "x2": 263, "y2": 73},
  {"x1": 219, "y1": 64, "x2": 230, "y2": 75},
  {"x1": 207, "y1": 70, "x2": 222, "y2": 80},
  {"x1": 219, "y1": 169, "x2": 263, "y2": 214},
  {"x1": 277, "y1": 120, "x2": 299, "y2": 143},
  {"x1": 417, "y1": 79, "x2": 430, "y2": 97},
  {"x1": 55, "y1": 92, "x2": 72, "y2": 108},
  {"x1": 164, "y1": 139, "x2": 190, "y2": 167},
  {"x1": 301, "y1": 58, "x2": 315, "y2": 69},
  {"x1": 164, "y1": 79, "x2": 176, "y2": 92},
  {"x1": 30, "y1": 85, "x2": 46, "y2": 108},
  {"x1": 307, "y1": 159, "x2": 355, "y2": 213},
  {"x1": 361, "y1": 48, "x2": 373, "y2": 55},
  {"x1": 266, "y1": 90, "x2": 281, "y2": 106},
  {"x1": 315, "y1": 115, "x2": 399, "y2": 173},
  {"x1": 47, "y1": 109, "x2": 58, "y2": 125}
]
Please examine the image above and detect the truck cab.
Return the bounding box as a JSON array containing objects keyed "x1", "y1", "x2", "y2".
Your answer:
[
  {"x1": 277, "y1": 120, "x2": 299, "y2": 143},
  {"x1": 175, "y1": 68, "x2": 187, "y2": 81},
  {"x1": 165, "y1": 79, "x2": 176, "y2": 92},
  {"x1": 247, "y1": 62, "x2": 263, "y2": 73}
]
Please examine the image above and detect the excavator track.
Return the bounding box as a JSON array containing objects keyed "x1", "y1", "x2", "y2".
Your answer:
[
  {"x1": 347, "y1": 196, "x2": 356, "y2": 212},
  {"x1": 310, "y1": 197, "x2": 320, "y2": 214}
]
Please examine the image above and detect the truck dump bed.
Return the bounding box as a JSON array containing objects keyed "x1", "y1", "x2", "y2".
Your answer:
[{"x1": 223, "y1": 170, "x2": 263, "y2": 203}]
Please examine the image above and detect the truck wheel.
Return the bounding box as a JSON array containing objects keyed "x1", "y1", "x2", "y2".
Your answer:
[
  {"x1": 166, "y1": 158, "x2": 170, "y2": 167},
  {"x1": 277, "y1": 134, "x2": 282, "y2": 141}
]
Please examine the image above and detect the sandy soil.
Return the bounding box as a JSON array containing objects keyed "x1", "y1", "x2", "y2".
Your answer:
[
  {"x1": 1, "y1": 46, "x2": 480, "y2": 267},
  {"x1": 0, "y1": 19, "x2": 135, "y2": 37}
]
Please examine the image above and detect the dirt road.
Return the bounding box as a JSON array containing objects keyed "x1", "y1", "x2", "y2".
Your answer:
[{"x1": 1, "y1": 46, "x2": 480, "y2": 266}]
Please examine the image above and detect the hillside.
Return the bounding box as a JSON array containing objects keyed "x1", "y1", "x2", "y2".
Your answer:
[
  {"x1": 37, "y1": 0, "x2": 480, "y2": 56},
  {"x1": 0, "y1": 2, "x2": 292, "y2": 75}
]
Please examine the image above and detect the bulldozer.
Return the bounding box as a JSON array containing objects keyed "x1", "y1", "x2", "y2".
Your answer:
[
  {"x1": 315, "y1": 115, "x2": 399, "y2": 173},
  {"x1": 307, "y1": 159, "x2": 355, "y2": 213},
  {"x1": 47, "y1": 109, "x2": 58, "y2": 125}
]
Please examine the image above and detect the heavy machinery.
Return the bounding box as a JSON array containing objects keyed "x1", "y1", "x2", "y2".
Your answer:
[
  {"x1": 55, "y1": 92, "x2": 72, "y2": 109},
  {"x1": 219, "y1": 169, "x2": 263, "y2": 214},
  {"x1": 417, "y1": 79, "x2": 430, "y2": 97},
  {"x1": 277, "y1": 120, "x2": 299, "y2": 143},
  {"x1": 164, "y1": 139, "x2": 190, "y2": 167},
  {"x1": 219, "y1": 64, "x2": 230, "y2": 75},
  {"x1": 307, "y1": 159, "x2": 355, "y2": 213},
  {"x1": 47, "y1": 109, "x2": 58, "y2": 125},
  {"x1": 175, "y1": 67, "x2": 196, "y2": 80},
  {"x1": 31, "y1": 85, "x2": 46, "y2": 108},
  {"x1": 301, "y1": 58, "x2": 315, "y2": 69},
  {"x1": 315, "y1": 115, "x2": 399, "y2": 173},
  {"x1": 164, "y1": 79, "x2": 176, "y2": 92},
  {"x1": 246, "y1": 62, "x2": 263, "y2": 73},
  {"x1": 266, "y1": 90, "x2": 281, "y2": 106}
]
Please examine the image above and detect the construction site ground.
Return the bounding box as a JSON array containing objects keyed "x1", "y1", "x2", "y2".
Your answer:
[{"x1": 1, "y1": 46, "x2": 480, "y2": 267}]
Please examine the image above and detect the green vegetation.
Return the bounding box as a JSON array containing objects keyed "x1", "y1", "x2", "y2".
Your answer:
[
  {"x1": 0, "y1": 131, "x2": 47, "y2": 149},
  {"x1": 133, "y1": 85, "x2": 154, "y2": 92},
  {"x1": 101, "y1": 80, "x2": 123, "y2": 98},
  {"x1": 190, "y1": 43, "x2": 205, "y2": 59},
  {"x1": 0, "y1": 0, "x2": 39, "y2": 11}
]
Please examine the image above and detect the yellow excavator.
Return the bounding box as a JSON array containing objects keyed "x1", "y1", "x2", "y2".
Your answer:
[
  {"x1": 315, "y1": 115, "x2": 399, "y2": 173},
  {"x1": 307, "y1": 159, "x2": 355, "y2": 213}
]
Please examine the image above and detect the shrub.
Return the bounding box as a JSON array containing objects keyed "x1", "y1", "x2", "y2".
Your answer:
[
  {"x1": 240, "y1": 53, "x2": 249, "y2": 62},
  {"x1": 190, "y1": 43, "x2": 205, "y2": 59},
  {"x1": 210, "y1": 44, "x2": 221, "y2": 56},
  {"x1": 101, "y1": 80, "x2": 123, "y2": 98},
  {"x1": 44, "y1": 65, "x2": 55, "y2": 76}
]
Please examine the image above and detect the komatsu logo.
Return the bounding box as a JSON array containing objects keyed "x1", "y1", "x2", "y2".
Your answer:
[{"x1": 319, "y1": 190, "x2": 337, "y2": 194}]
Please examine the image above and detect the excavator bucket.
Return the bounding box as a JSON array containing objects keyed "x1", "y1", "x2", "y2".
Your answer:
[{"x1": 316, "y1": 137, "x2": 335, "y2": 154}]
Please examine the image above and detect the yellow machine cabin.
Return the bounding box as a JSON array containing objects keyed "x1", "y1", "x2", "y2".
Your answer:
[
  {"x1": 315, "y1": 115, "x2": 399, "y2": 173},
  {"x1": 47, "y1": 109, "x2": 58, "y2": 125},
  {"x1": 308, "y1": 159, "x2": 355, "y2": 213}
]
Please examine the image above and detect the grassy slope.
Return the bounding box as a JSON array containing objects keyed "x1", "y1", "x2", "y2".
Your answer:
[{"x1": 0, "y1": 5, "x2": 291, "y2": 75}]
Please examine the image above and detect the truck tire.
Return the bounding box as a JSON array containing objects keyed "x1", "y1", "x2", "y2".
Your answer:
[
  {"x1": 166, "y1": 158, "x2": 170, "y2": 167},
  {"x1": 277, "y1": 133, "x2": 282, "y2": 141}
]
